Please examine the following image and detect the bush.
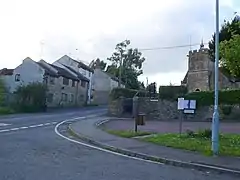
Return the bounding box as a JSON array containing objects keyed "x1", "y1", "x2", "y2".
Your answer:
[
  {"x1": 159, "y1": 85, "x2": 187, "y2": 101},
  {"x1": 197, "y1": 129, "x2": 212, "y2": 139},
  {"x1": 184, "y1": 89, "x2": 240, "y2": 106},
  {"x1": 12, "y1": 82, "x2": 47, "y2": 113},
  {"x1": 110, "y1": 88, "x2": 146, "y2": 100},
  {"x1": 0, "y1": 107, "x2": 14, "y2": 115},
  {"x1": 220, "y1": 105, "x2": 232, "y2": 115}
]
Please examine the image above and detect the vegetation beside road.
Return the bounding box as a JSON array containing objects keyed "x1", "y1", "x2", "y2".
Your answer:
[
  {"x1": 142, "y1": 129, "x2": 240, "y2": 157},
  {"x1": 106, "y1": 129, "x2": 152, "y2": 138},
  {"x1": 105, "y1": 128, "x2": 240, "y2": 156}
]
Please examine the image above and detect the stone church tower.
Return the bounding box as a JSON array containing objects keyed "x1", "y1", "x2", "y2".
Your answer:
[{"x1": 183, "y1": 42, "x2": 214, "y2": 92}]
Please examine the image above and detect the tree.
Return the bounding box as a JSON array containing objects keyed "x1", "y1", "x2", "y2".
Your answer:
[
  {"x1": 146, "y1": 82, "x2": 157, "y2": 97},
  {"x1": 0, "y1": 78, "x2": 6, "y2": 106},
  {"x1": 220, "y1": 34, "x2": 240, "y2": 77},
  {"x1": 106, "y1": 40, "x2": 145, "y2": 89},
  {"x1": 90, "y1": 58, "x2": 107, "y2": 71},
  {"x1": 209, "y1": 16, "x2": 240, "y2": 61}
]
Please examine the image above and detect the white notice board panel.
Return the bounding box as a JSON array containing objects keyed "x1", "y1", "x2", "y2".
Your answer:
[
  {"x1": 190, "y1": 100, "x2": 196, "y2": 109},
  {"x1": 177, "y1": 98, "x2": 184, "y2": 110}
]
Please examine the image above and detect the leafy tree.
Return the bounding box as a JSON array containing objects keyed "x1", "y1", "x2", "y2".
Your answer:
[
  {"x1": 146, "y1": 82, "x2": 157, "y2": 97},
  {"x1": 90, "y1": 58, "x2": 107, "y2": 71},
  {"x1": 220, "y1": 34, "x2": 240, "y2": 77},
  {"x1": 0, "y1": 78, "x2": 6, "y2": 106},
  {"x1": 209, "y1": 16, "x2": 240, "y2": 61},
  {"x1": 106, "y1": 40, "x2": 145, "y2": 89}
]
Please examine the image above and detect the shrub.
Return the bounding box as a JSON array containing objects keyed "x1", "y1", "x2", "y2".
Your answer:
[
  {"x1": 12, "y1": 82, "x2": 47, "y2": 113},
  {"x1": 0, "y1": 107, "x2": 14, "y2": 115},
  {"x1": 109, "y1": 88, "x2": 146, "y2": 100},
  {"x1": 184, "y1": 89, "x2": 240, "y2": 106},
  {"x1": 220, "y1": 105, "x2": 232, "y2": 116},
  {"x1": 159, "y1": 85, "x2": 187, "y2": 101},
  {"x1": 197, "y1": 129, "x2": 212, "y2": 139}
]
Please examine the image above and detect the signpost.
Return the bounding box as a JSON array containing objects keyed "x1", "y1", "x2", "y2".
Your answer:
[{"x1": 178, "y1": 98, "x2": 197, "y2": 134}]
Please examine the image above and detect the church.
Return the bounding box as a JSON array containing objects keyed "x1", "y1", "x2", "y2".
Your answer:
[{"x1": 181, "y1": 42, "x2": 240, "y2": 92}]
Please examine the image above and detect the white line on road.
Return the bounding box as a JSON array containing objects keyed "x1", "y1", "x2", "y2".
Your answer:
[
  {"x1": 0, "y1": 129, "x2": 10, "y2": 133},
  {"x1": 0, "y1": 121, "x2": 59, "y2": 134},
  {"x1": 54, "y1": 117, "x2": 164, "y2": 165}
]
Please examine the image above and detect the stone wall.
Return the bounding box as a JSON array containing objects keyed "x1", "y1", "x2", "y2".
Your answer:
[{"x1": 108, "y1": 97, "x2": 240, "y2": 121}]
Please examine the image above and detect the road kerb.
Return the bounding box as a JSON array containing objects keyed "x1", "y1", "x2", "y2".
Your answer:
[{"x1": 68, "y1": 122, "x2": 240, "y2": 177}]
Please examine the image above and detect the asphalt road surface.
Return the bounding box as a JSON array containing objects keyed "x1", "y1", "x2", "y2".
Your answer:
[{"x1": 0, "y1": 107, "x2": 238, "y2": 180}]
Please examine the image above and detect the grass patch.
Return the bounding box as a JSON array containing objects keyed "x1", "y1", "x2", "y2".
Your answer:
[
  {"x1": 106, "y1": 130, "x2": 152, "y2": 138},
  {"x1": 142, "y1": 132, "x2": 240, "y2": 156}
]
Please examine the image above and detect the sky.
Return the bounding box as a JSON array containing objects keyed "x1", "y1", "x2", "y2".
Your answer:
[{"x1": 0, "y1": 0, "x2": 240, "y2": 86}]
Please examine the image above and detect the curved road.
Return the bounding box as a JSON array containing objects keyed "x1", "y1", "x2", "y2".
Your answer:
[{"x1": 0, "y1": 108, "x2": 237, "y2": 180}]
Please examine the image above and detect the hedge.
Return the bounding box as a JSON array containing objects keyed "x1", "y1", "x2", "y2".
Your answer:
[
  {"x1": 184, "y1": 89, "x2": 240, "y2": 106},
  {"x1": 110, "y1": 88, "x2": 146, "y2": 100},
  {"x1": 159, "y1": 85, "x2": 187, "y2": 101}
]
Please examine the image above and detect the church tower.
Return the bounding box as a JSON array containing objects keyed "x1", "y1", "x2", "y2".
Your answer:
[{"x1": 187, "y1": 41, "x2": 214, "y2": 92}]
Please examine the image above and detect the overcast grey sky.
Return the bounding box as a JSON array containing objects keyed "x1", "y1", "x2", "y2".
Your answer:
[{"x1": 0, "y1": 0, "x2": 239, "y2": 86}]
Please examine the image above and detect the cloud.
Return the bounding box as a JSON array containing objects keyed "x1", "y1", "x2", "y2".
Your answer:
[{"x1": 0, "y1": 0, "x2": 239, "y2": 85}]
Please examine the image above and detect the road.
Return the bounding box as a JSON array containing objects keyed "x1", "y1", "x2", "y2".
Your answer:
[{"x1": 0, "y1": 107, "x2": 237, "y2": 180}]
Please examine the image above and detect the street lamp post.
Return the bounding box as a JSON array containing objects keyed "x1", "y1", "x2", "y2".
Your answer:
[{"x1": 212, "y1": 0, "x2": 220, "y2": 155}]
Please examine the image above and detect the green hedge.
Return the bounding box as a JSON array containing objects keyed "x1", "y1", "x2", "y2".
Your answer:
[
  {"x1": 110, "y1": 88, "x2": 146, "y2": 100},
  {"x1": 159, "y1": 86, "x2": 187, "y2": 101},
  {"x1": 184, "y1": 90, "x2": 240, "y2": 106}
]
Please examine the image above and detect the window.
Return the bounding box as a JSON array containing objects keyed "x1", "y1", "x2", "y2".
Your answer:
[
  {"x1": 47, "y1": 93, "x2": 54, "y2": 103},
  {"x1": 82, "y1": 69, "x2": 86, "y2": 75},
  {"x1": 81, "y1": 80, "x2": 86, "y2": 87},
  {"x1": 63, "y1": 77, "x2": 69, "y2": 85},
  {"x1": 72, "y1": 80, "x2": 75, "y2": 87},
  {"x1": 49, "y1": 76, "x2": 55, "y2": 84},
  {"x1": 88, "y1": 71, "x2": 91, "y2": 77},
  {"x1": 15, "y1": 74, "x2": 20, "y2": 82},
  {"x1": 70, "y1": 94, "x2": 74, "y2": 102},
  {"x1": 61, "y1": 93, "x2": 68, "y2": 101}
]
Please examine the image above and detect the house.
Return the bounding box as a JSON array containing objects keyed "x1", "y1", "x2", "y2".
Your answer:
[
  {"x1": 181, "y1": 43, "x2": 240, "y2": 92},
  {"x1": 2, "y1": 57, "x2": 89, "y2": 107},
  {"x1": 92, "y1": 60, "x2": 125, "y2": 105},
  {"x1": 0, "y1": 68, "x2": 14, "y2": 92},
  {"x1": 52, "y1": 55, "x2": 94, "y2": 104}
]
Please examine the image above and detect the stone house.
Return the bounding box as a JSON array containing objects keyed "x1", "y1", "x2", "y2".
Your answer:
[
  {"x1": 0, "y1": 57, "x2": 89, "y2": 107},
  {"x1": 181, "y1": 43, "x2": 240, "y2": 92},
  {"x1": 92, "y1": 63, "x2": 125, "y2": 105},
  {"x1": 52, "y1": 55, "x2": 94, "y2": 104}
]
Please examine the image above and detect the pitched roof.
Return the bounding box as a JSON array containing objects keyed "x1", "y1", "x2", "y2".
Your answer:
[
  {"x1": 49, "y1": 64, "x2": 79, "y2": 81},
  {"x1": 61, "y1": 55, "x2": 94, "y2": 73},
  {"x1": 0, "y1": 68, "x2": 14, "y2": 75},
  {"x1": 62, "y1": 65, "x2": 89, "y2": 82},
  {"x1": 36, "y1": 62, "x2": 58, "y2": 77}
]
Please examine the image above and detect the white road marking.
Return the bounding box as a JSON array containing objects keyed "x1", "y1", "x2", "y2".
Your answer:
[
  {"x1": 54, "y1": 117, "x2": 164, "y2": 165},
  {"x1": 0, "y1": 121, "x2": 60, "y2": 134},
  {"x1": 19, "y1": 127, "x2": 28, "y2": 129},
  {"x1": 0, "y1": 123, "x2": 11, "y2": 126},
  {"x1": 10, "y1": 128, "x2": 20, "y2": 131},
  {"x1": 0, "y1": 129, "x2": 10, "y2": 133}
]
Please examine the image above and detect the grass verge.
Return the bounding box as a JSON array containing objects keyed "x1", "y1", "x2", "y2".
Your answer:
[
  {"x1": 142, "y1": 133, "x2": 240, "y2": 156},
  {"x1": 106, "y1": 130, "x2": 153, "y2": 138}
]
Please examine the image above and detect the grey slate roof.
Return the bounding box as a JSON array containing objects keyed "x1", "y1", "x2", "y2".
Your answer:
[
  {"x1": 36, "y1": 62, "x2": 58, "y2": 77},
  {"x1": 61, "y1": 55, "x2": 94, "y2": 73},
  {"x1": 62, "y1": 65, "x2": 89, "y2": 82},
  {"x1": 49, "y1": 64, "x2": 79, "y2": 81}
]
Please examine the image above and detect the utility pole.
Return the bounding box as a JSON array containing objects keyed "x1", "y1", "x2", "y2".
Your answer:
[{"x1": 212, "y1": 0, "x2": 220, "y2": 155}]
